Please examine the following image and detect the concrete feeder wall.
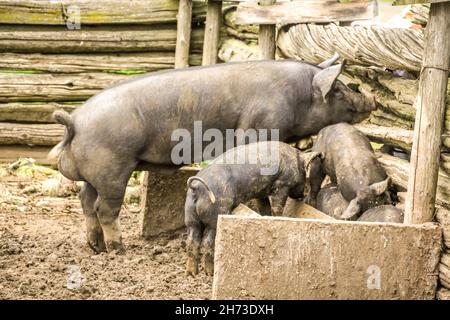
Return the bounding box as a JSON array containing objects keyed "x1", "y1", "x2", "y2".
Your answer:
[{"x1": 212, "y1": 215, "x2": 442, "y2": 300}]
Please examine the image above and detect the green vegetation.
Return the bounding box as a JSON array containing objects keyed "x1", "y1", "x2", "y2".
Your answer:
[
  {"x1": 103, "y1": 69, "x2": 147, "y2": 75},
  {"x1": 0, "y1": 69, "x2": 43, "y2": 74}
]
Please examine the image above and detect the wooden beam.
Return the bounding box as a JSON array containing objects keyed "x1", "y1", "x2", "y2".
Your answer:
[
  {"x1": 235, "y1": 0, "x2": 377, "y2": 25},
  {"x1": 0, "y1": 25, "x2": 205, "y2": 53},
  {"x1": 393, "y1": 0, "x2": 450, "y2": 6},
  {"x1": 0, "y1": 145, "x2": 55, "y2": 166},
  {"x1": 175, "y1": 0, "x2": 193, "y2": 68},
  {"x1": 202, "y1": 0, "x2": 222, "y2": 65},
  {"x1": 0, "y1": 52, "x2": 202, "y2": 73},
  {"x1": 258, "y1": 0, "x2": 276, "y2": 60},
  {"x1": 405, "y1": 1, "x2": 450, "y2": 224},
  {"x1": 0, "y1": 0, "x2": 207, "y2": 25}
]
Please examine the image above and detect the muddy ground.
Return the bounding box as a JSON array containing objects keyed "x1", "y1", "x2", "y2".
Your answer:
[{"x1": 0, "y1": 164, "x2": 212, "y2": 300}]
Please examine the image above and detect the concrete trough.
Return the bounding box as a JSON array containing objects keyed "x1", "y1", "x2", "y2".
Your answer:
[
  {"x1": 212, "y1": 215, "x2": 442, "y2": 300},
  {"x1": 140, "y1": 167, "x2": 200, "y2": 238}
]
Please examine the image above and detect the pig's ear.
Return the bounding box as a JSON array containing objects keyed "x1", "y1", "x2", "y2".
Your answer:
[
  {"x1": 312, "y1": 61, "x2": 346, "y2": 101},
  {"x1": 340, "y1": 198, "x2": 361, "y2": 220},
  {"x1": 317, "y1": 52, "x2": 340, "y2": 68},
  {"x1": 368, "y1": 177, "x2": 391, "y2": 196}
]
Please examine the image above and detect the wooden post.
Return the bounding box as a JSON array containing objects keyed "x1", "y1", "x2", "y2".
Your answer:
[
  {"x1": 404, "y1": 1, "x2": 450, "y2": 224},
  {"x1": 202, "y1": 0, "x2": 222, "y2": 66},
  {"x1": 258, "y1": 0, "x2": 276, "y2": 60},
  {"x1": 175, "y1": 0, "x2": 193, "y2": 68}
]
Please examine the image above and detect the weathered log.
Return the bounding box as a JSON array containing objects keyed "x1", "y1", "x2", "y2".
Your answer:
[
  {"x1": 0, "y1": 103, "x2": 78, "y2": 123},
  {"x1": 202, "y1": 0, "x2": 223, "y2": 65},
  {"x1": 440, "y1": 262, "x2": 450, "y2": 289},
  {"x1": 258, "y1": 0, "x2": 276, "y2": 60},
  {"x1": 354, "y1": 123, "x2": 413, "y2": 150},
  {"x1": 437, "y1": 287, "x2": 450, "y2": 300},
  {"x1": 0, "y1": 25, "x2": 205, "y2": 53},
  {"x1": 278, "y1": 24, "x2": 424, "y2": 72},
  {"x1": 175, "y1": 0, "x2": 193, "y2": 69},
  {"x1": 369, "y1": 109, "x2": 414, "y2": 130},
  {"x1": 436, "y1": 208, "x2": 450, "y2": 248},
  {"x1": 0, "y1": 123, "x2": 64, "y2": 146},
  {"x1": 442, "y1": 252, "x2": 450, "y2": 269},
  {"x1": 224, "y1": 26, "x2": 258, "y2": 41},
  {"x1": 404, "y1": 4, "x2": 430, "y2": 26},
  {"x1": 405, "y1": 1, "x2": 450, "y2": 224},
  {"x1": 218, "y1": 37, "x2": 260, "y2": 62},
  {"x1": 0, "y1": 0, "x2": 207, "y2": 25},
  {"x1": 0, "y1": 72, "x2": 129, "y2": 102},
  {"x1": 234, "y1": 0, "x2": 377, "y2": 25},
  {"x1": 223, "y1": 6, "x2": 258, "y2": 36},
  {"x1": 377, "y1": 153, "x2": 450, "y2": 208},
  {"x1": 0, "y1": 145, "x2": 54, "y2": 166},
  {"x1": 0, "y1": 72, "x2": 128, "y2": 102},
  {"x1": 0, "y1": 52, "x2": 202, "y2": 73}
]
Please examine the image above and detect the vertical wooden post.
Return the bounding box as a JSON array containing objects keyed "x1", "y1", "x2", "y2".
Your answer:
[
  {"x1": 175, "y1": 0, "x2": 193, "y2": 68},
  {"x1": 404, "y1": 1, "x2": 450, "y2": 224},
  {"x1": 202, "y1": 0, "x2": 222, "y2": 66},
  {"x1": 258, "y1": 0, "x2": 276, "y2": 60}
]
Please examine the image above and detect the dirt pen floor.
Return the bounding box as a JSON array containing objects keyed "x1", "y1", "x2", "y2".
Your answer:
[{"x1": 0, "y1": 165, "x2": 212, "y2": 300}]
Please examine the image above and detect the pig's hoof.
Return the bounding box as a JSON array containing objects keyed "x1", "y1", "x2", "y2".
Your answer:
[
  {"x1": 202, "y1": 254, "x2": 214, "y2": 276},
  {"x1": 186, "y1": 258, "x2": 199, "y2": 276},
  {"x1": 87, "y1": 232, "x2": 106, "y2": 253},
  {"x1": 107, "y1": 241, "x2": 126, "y2": 255}
]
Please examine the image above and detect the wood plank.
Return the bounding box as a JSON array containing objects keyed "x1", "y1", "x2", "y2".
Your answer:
[
  {"x1": 175, "y1": 0, "x2": 193, "y2": 68},
  {"x1": 0, "y1": 72, "x2": 128, "y2": 102},
  {"x1": 0, "y1": 25, "x2": 205, "y2": 53},
  {"x1": 0, "y1": 123, "x2": 64, "y2": 146},
  {"x1": 354, "y1": 123, "x2": 414, "y2": 150},
  {"x1": 258, "y1": 0, "x2": 276, "y2": 59},
  {"x1": 283, "y1": 198, "x2": 335, "y2": 220},
  {"x1": 405, "y1": 1, "x2": 450, "y2": 224},
  {"x1": 0, "y1": 145, "x2": 54, "y2": 166},
  {"x1": 0, "y1": 0, "x2": 207, "y2": 25},
  {"x1": 393, "y1": 0, "x2": 450, "y2": 5},
  {"x1": 0, "y1": 103, "x2": 78, "y2": 123},
  {"x1": 202, "y1": 0, "x2": 223, "y2": 65},
  {"x1": 0, "y1": 52, "x2": 202, "y2": 73},
  {"x1": 234, "y1": 0, "x2": 377, "y2": 25}
]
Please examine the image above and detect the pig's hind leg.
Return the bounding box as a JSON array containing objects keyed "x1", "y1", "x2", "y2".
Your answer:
[
  {"x1": 79, "y1": 182, "x2": 106, "y2": 253},
  {"x1": 185, "y1": 194, "x2": 202, "y2": 276},
  {"x1": 202, "y1": 226, "x2": 216, "y2": 276},
  {"x1": 89, "y1": 159, "x2": 137, "y2": 254}
]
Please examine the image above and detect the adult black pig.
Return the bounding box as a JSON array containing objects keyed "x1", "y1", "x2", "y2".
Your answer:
[
  {"x1": 49, "y1": 56, "x2": 375, "y2": 253},
  {"x1": 184, "y1": 141, "x2": 311, "y2": 275},
  {"x1": 307, "y1": 123, "x2": 391, "y2": 220}
]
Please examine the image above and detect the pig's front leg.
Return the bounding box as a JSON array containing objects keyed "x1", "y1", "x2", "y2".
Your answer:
[
  {"x1": 269, "y1": 186, "x2": 290, "y2": 216},
  {"x1": 305, "y1": 157, "x2": 325, "y2": 207}
]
